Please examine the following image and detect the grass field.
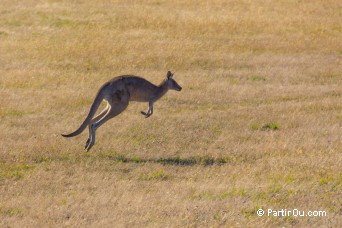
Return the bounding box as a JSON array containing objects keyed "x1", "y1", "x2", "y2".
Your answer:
[{"x1": 0, "y1": 0, "x2": 341, "y2": 226}]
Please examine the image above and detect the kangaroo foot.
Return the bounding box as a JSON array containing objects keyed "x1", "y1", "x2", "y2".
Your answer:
[
  {"x1": 84, "y1": 138, "x2": 90, "y2": 150},
  {"x1": 85, "y1": 139, "x2": 95, "y2": 152},
  {"x1": 140, "y1": 111, "x2": 151, "y2": 118}
]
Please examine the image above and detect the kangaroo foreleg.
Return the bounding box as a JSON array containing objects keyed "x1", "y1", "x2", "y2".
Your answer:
[
  {"x1": 141, "y1": 100, "x2": 154, "y2": 118},
  {"x1": 140, "y1": 107, "x2": 153, "y2": 117}
]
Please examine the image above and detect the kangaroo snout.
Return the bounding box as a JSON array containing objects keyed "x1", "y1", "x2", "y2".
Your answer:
[{"x1": 177, "y1": 87, "x2": 182, "y2": 91}]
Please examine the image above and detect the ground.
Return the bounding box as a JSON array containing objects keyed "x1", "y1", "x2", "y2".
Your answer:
[{"x1": 0, "y1": 0, "x2": 341, "y2": 227}]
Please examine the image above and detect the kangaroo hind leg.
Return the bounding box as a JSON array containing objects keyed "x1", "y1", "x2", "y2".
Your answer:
[
  {"x1": 84, "y1": 103, "x2": 110, "y2": 150},
  {"x1": 85, "y1": 90, "x2": 129, "y2": 151}
]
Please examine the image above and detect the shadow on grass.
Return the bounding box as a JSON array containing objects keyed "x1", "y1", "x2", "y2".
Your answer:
[
  {"x1": 31, "y1": 151, "x2": 242, "y2": 166},
  {"x1": 91, "y1": 152, "x2": 236, "y2": 166}
]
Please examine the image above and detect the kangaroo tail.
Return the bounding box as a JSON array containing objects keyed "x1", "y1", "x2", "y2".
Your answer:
[{"x1": 61, "y1": 85, "x2": 106, "y2": 138}]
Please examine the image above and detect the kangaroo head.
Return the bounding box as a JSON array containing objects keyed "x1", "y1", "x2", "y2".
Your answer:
[{"x1": 166, "y1": 71, "x2": 182, "y2": 91}]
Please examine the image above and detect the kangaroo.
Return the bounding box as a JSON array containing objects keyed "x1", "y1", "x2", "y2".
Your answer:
[{"x1": 62, "y1": 71, "x2": 182, "y2": 151}]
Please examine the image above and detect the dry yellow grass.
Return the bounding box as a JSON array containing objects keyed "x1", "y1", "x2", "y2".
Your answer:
[{"x1": 0, "y1": 0, "x2": 341, "y2": 227}]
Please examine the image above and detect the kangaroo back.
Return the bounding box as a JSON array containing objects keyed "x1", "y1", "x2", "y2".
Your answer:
[{"x1": 61, "y1": 83, "x2": 108, "y2": 138}]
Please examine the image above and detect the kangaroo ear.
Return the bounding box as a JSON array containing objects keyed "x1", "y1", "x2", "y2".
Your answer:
[{"x1": 167, "y1": 71, "x2": 173, "y2": 79}]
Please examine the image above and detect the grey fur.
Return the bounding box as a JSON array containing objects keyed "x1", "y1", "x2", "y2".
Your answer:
[{"x1": 62, "y1": 71, "x2": 182, "y2": 151}]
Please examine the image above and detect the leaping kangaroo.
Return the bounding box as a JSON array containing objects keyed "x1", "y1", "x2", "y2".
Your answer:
[{"x1": 62, "y1": 71, "x2": 182, "y2": 151}]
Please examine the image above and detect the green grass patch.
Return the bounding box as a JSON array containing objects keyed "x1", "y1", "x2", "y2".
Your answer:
[
  {"x1": 319, "y1": 175, "x2": 333, "y2": 186},
  {"x1": 229, "y1": 187, "x2": 248, "y2": 197},
  {"x1": 319, "y1": 178, "x2": 329, "y2": 186},
  {"x1": 33, "y1": 154, "x2": 79, "y2": 163},
  {"x1": 191, "y1": 191, "x2": 217, "y2": 200},
  {"x1": 37, "y1": 12, "x2": 83, "y2": 29},
  {"x1": 0, "y1": 207, "x2": 23, "y2": 217},
  {"x1": 250, "y1": 75, "x2": 266, "y2": 81},
  {"x1": 131, "y1": 157, "x2": 143, "y2": 163},
  {"x1": 268, "y1": 183, "x2": 283, "y2": 194},
  {"x1": 0, "y1": 110, "x2": 34, "y2": 118},
  {"x1": 0, "y1": 164, "x2": 35, "y2": 180},
  {"x1": 196, "y1": 105, "x2": 219, "y2": 111},
  {"x1": 249, "y1": 124, "x2": 260, "y2": 131},
  {"x1": 261, "y1": 123, "x2": 280, "y2": 131},
  {"x1": 250, "y1": 122, "x2": 280, "y2": 131},
  {"x1": 241, "y1": 206, "x2": 261, "y2": 219},
  {"x1": 157, "y1": 157, "x2": 196, "y2": 166},
  {"x1": 140, "y1": 170, "x2": 169, "y2": 181},
  {"x1": 191, "y1": 189, "x2": 247, "y2": 200},
  {"x1": 0, "y1": 31, "x2": 9, "y2": 36},
  {"x1": 285, "y1": 174, "x2": 295, "y2": 184},
  {"x1": 252, "y1": 182, "x2": 294, "y2": 206}
]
